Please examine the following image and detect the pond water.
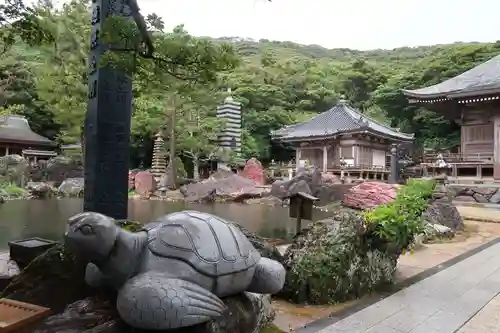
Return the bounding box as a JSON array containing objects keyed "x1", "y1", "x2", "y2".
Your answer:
[{"x1": 0, "y1": 199, "x2": 330, "y2": 250}]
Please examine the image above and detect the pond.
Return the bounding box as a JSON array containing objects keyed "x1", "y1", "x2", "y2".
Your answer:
[{"x1": 0, "y1": 199, "x2": 330, "y2": 250}]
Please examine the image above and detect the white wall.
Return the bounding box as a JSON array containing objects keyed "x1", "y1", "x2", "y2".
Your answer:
[{"x1": 372, "y1": 149, "x2": 386, "y2": 168}]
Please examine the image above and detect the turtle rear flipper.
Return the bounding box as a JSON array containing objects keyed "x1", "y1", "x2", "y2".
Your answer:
[
  {"x1": 246, "y1": 257, "x2": 286, "y2": 294},
  {"x1": 117, "y1": 273, "x2": 226, "y2": 330}
]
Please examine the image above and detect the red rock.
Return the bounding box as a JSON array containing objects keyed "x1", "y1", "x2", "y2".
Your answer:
[
  {"x1": 134, "y1": 171, "x2": 155, "y2": 197},
  {"x1": 128, "y1": 170, "x2": 139, "y2": 190},
  {"x1": 342, "y1": 182, "x2": 398, "y2": 210},
  {"x1": 241, "y1": 158, "x2": 265, "y2": 185}
]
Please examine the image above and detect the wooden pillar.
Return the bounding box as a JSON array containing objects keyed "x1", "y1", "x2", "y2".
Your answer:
[
  {"x1": 495, "y1": 115, "x2": 500, "y2": 179},
  {"x1": 322, "y1": 145, "x2": 328, "y2": 173},
  {"x1": 296, "y1": 147, "x2": 302, "y2": 163}
]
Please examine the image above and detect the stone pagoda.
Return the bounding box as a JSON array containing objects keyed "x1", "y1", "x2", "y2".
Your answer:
[{"x1": 151, "y1": 132, "x2": 166, "y2": 182}]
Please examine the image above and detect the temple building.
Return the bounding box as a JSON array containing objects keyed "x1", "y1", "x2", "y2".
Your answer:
[
  {"x1": 0, "y1": 115, "x2": 56, "y2": 162},
  {"x1": 402, "y1": 53, "x2": 500, "y2": 179},
  {"x1": 271, "y1": 99, "x2": 414, "y2": 179}
]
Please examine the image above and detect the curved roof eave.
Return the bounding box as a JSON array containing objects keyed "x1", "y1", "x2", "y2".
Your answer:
[{"x1": 402, "y1": 53, "x2": 500, "y2": 99}]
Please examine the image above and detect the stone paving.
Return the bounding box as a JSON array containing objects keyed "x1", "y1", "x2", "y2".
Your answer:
[
  {"x1": 318, "y1": 241, "x2": 500, "y2": 333},
  {"x1": 457, "y1": 294, "x2": 500, "y2": 333}
]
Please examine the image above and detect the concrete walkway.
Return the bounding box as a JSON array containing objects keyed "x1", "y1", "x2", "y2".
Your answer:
[{"x1": 317, "y1": 241, "x2": 500, "y2": 333}]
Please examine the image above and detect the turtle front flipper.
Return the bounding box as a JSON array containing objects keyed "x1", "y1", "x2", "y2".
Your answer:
[
  {"x1": 246, "y1": 257, "x2": 286, "y2": 294},
  {"x1": 116, "y1": 273, "x2": 226, "y2": 330}
]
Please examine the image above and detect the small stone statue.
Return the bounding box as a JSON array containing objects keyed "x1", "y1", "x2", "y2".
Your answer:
[{"x1": 65, "y1": 211, "x2": 286, "y2": 331}]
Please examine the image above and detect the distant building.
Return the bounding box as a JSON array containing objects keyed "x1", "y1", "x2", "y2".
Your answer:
[
  {"x1": 402, "y1": 53, "x2": 500, "y2": 179},
  {"x1": 271, "y1": 99, "x2": 414, "y2": 179},
  {"x1": 0, "y1": 115, "x2": 56, "y2": 162}
]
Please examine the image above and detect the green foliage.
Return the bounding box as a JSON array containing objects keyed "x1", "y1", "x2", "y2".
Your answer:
[
  {"x1": 170, "y1": 156, "x2": 187, "y2": 179},
  {"x1": 363, "y1": 179, "x2": 435, "y2": 252},
  {"x1": 0, "y1": 181, "x2": 27, "y2": 198}
]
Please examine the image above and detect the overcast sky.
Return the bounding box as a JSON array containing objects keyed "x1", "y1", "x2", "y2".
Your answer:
[{"x1": 135, "y1": 0, "x2": 500, "y2": 50}]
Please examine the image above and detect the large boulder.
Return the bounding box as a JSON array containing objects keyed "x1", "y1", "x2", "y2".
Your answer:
[
  {"x1": 134, "y1": 171, "x2": 155, "y2": 197},
  {"x1": 270, "y1": 167, "x2": 322, "y2": 199},
  {"x1": 241, "y1": 158, "x2": 265, "y2": 185},
  {"x1": 180, "y1": 170, "x2": 266, "y2": 202},
  {"x1": 27, "y1": 181, "x2": 55, "y2": 199},
  {"x1": 343, "y1": 182, "x2": 398, "y2": 210},
  {"x1": 421, "y1": 200, "x2": 464, "y2": 231},
  {"x1": 280, "y1": 208, "x2": 397, "y2": 304},
  {"x1": 45, "y1": 156, "x2": 83, "y2": 185},
  {"x1": 2, "y1": 220, "x2": 281, "y2": 333},
  {"x1": 58, "y1": 177, "x2": 84, "y2": 197}
]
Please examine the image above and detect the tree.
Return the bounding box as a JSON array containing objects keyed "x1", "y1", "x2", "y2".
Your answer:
[{"x1": 1, "y1": 0, "x2": 54, "y2": 54}]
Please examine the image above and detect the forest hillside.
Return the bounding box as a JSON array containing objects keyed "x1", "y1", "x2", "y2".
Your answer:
[{"x1": 2, "y1": 0, "x2": 500, "y2": 165}]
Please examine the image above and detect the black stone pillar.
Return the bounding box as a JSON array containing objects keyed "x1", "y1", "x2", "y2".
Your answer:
[
  {"x1": 389, "y1": 144, "x2": 398, "y2": 184},
  {"x1": 84, "y1": 0, "x2": 133, "y2": 219}
]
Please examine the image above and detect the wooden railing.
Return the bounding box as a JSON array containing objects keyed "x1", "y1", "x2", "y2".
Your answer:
[{"x1": 422, "y1": 152, "x2": 493, "y2": 164}]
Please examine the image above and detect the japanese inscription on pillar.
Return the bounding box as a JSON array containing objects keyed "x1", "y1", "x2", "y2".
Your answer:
[{"x1": 84, "y1": 0, "x2": 133, "y2": 219}]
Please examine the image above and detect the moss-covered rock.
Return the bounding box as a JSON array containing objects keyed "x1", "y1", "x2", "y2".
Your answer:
[{"x1": 279, "y1": 208, "x2": 397, "y2": 305}]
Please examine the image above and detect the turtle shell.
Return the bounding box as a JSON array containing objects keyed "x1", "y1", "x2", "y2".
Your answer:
[{"x1": 143, "y1": 211, "x2": 261, "y2": 277}]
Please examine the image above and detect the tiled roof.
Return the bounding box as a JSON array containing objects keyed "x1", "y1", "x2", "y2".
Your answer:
[
  {"x1": 271, "y1": 101, "x2": 414, "y2": 141},
  {"x1": 402, "y1": 54, "x2": 500, "y2": 98},
  {"x1": 0, "y1": 115, "x2": 54, "y2": 145}
]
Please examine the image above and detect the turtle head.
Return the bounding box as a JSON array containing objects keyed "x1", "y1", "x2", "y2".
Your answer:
[{"x1": 65, "y1": 212, "x2": 119, "y2": 263}]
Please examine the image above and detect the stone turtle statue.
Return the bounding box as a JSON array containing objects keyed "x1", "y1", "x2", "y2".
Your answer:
[{"x1": 65, "y1": 210, "x2": 286, "y2": 331}]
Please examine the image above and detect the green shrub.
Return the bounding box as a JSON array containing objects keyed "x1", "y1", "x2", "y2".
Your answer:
[{"x1": 363, "y1": 179, "x2": 435, "y2": 253}]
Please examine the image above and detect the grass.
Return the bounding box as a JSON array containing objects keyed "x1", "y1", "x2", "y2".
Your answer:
[{"x1": 261, "y1": 324, "x2": 284, "y2": 333}]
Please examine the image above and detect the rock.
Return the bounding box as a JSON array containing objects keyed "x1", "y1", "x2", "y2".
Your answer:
[
  {"x1": 431, "y1": 224, "x2": 454, "y2": 238},
  {"x1": 489, "y1": 190, "x2": 500, "y2": 203},
  {"x1": 244, "y1": 196, "x2": 283, "y2": 206},
  {"x1": 180, "y1": 170, "x2": 266, "y2": 202},
  {"x1": 128, "y1": 170, "x2": 139, "y2": 190},
  {"x1": 27, "y1": 181, "x2": 55, "y2": 199},
  {"x1": 421, "y1": 201, "x2": 464, "y2": 231},
  {"x1": 134, "y1": 171, "x2": 155, "y2": 197},
  {"x1": 161, "y1": 189, "x2": 185, "y2": 202},
  {"x1": 322, "y1": 173, "x2": 342, "y2": 184},
  {"x1": 287, "y1": 179, "x2": 312, "y2": 196},
  {"x1": 32, "y1": 292, "x2": 274, "y2": 333},
  {"x1": 241, "y1": 158, "x2": 265, "y2": 185},
  {"x1": 454, "y1": 195, "x2": 477, "y2": 202},
  {"x1": 58, "y1": 178, "x2": 84, "y2": 197},
  {"x1": 473, "y1": 187, "x2": 497, "y2": 198},
  {"x1": 0, "y1": 252, "x2": 20, "y2": 292},
  {"x1": 45, "y1": 156, "x2": 83, "y2": 185},
  {"x1": 270, "y1": 167, "x2": 322, "y2": 200},
  {"x1": 343, "y1": 182, "x2": 398, "y2": 210},
  {"x1": 455, "y1": 188, "x2": 475, "y2": 196},
  {"x1": 473, "y1": 193, "x2": 489, "y2": 203},
  {"x1": 280, "y1": 208, "x2": 397, "y2": 304}
]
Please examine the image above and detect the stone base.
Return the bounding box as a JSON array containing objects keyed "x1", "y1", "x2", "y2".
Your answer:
[{"x1": 8, "y1": 238, "x2": 57, "y2": 268}]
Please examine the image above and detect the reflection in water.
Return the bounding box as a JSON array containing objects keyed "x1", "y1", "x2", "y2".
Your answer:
[{"x1": 0, "y1": 199, "x2": 330, "y2": 250}]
